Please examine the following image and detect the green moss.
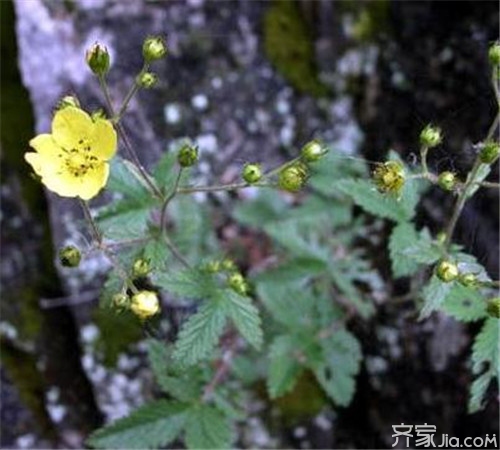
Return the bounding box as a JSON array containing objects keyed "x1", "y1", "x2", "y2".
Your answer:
[
  {"x1": 264, "y1": 0, "x2": 329, "y2": 97},
  {"x1": 1, "y1": 337, "x2": 56, "y2": 439}
]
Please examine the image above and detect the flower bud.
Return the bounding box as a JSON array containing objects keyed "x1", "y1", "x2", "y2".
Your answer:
[
  {"x1": 132, "y1": 258, "x2": 151, "y2": 278},
  {"x1": 91, "y1": 109, "x2": 107, "y2": 121},
  {"x1": 137, "y1": 71, "x2": 158, "y2": 89},
  {"x1": 57, "y1": 95, "x2": 80, "y2": 111},
  {"x1": 435, "y1": 260, "x2": 459, "y2": 283},
  {"x1": 130, "y1": 291, "x2": 160, "y2": 320},
  {"x1": 479, "y1": 141, "x2": 500, "y2": 165},
  {"x1": 142, "y1": 36, "x2": 167, "y2": 62},
  {"x1": 177, "y1": 143, "x2": 198, "y2": 167},
  {"x1": 301, "y1": 139, "x2": 328, "y2": 162},
  {"x1": 85, "y1": 43, "x2": 110, "y2": 76},
  {"x1": 204, "y1": 260, "x2": 221, "y2": 273},
  {"x1": 227, "y1": 272, "x2": 248, "y2": 296},
  {"x1": 373, "y1": 160, "x2": 405, "y2": 195},
  {"x1": 438, "y1": 171, "x2": 457, "y2": 191},
  {"x1": 112, "y1": 293, "x2": 129, "y2": 309},
  {"x1": 242, "y1": 163, "x2": 262, "y2": 184},
  {"x1": 278, "y1": 162, "x2": 308, "y2": 192},
  {"x1": 458, "y1": 273, "x2": 478, "y2": 288},
  {"x1": 221, "y1": 259, "x2": 236, "y2": 272},
  {"x1": 419, "y1": 124, "x2": 442, "y2": 148},
  {"x1": 488, "y1": 42, "x2": 500, "y2": 67},
  {"x1": 59, "y1": 245, "x2": 81, "y2": 268},
  {"x1": 486, "y1": 297, "x2": 500, "y2": 318}
]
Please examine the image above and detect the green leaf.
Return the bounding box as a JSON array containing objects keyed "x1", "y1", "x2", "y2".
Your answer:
[
  {"x1": 466, "y1": 164, "x2": 491, "y2": 199},
  {"x1": 389, "y1": 223, "x2": 422, "y2": 277},
  {"x1": 221, "y1": 290, "x2": 263, "y2": 350},
  {"x1": 336, "y1": 179, "x2": 410, "y2": 222},
  {"x1": 87, "y1": 401, "x2": 187, "y2": 449},
  {"x1": 471, "y1": 318, "x2": 499, "y2": 375},
  {"x1": 147, "y1": 340, "x2": 202, "y2": 402},
  {"x1": 418, "y1": 276, "x2": 453, "y2": 319},
  {"x1": 107, "y1": 156, "x2": 151, "y2": 201},
  {"x1": 256, "y1": 282, "x2": 315, "y2": 330},
  {"x1": 441, "y1": 285, "x2": 487, "y2": 322},
  {"x1": 311, "y1": 329, "x2": 362, "y2": 406},
  {"x1": 153, "y1": 150, "x2": 192, "y2": 194},
  {"x1": 172, "y1": 299, "x2": 227, "y2": 366},
  {"x1": 143, "y1": 238, "x2": 170, "y2": 271},
  {"x1": 267, "y1": 334, "x2": 303, "y2": 398},
  {"x1": 468, "y1": 318, "x2": 499, "y2": 412},
  {"x1": 97, "y1": 201, "x2": 152, "y2": 240},
  {"x1": 233, "y1": 190, "x2": 287, "y2": 228},
  {"x1": 184, "y1": 405, "x2": 232, "y2": 450},
  {"x1": 153, "y1": 268, "x2": 216, "y2": 300}
]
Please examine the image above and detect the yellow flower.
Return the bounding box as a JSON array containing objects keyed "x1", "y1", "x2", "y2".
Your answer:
[
  {"x1": 373, "y1": 160, "x2": 405, "y2": 195},
  {"x1": 130, "y1": 291, "x2": 160, "y2": 320},
  {"x1": 25, "y1": 106, "x2": 117, "y2": 200}
]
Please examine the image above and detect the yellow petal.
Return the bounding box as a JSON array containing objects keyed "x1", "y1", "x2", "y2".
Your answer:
[
  {"x1": 29, "y1": 134, "x2": 59, "y2": 156},
  {"x1": 52, "y1": 107, "x2": 93, "y2": 150},
  {"x1": 25, "y1": 151, "x2": 61, "y2": 177},
  {"x1": 76, "y1": 163, "x2": 109, "y2": 200},
  {"x1": 40, "y1": 171, "x2": 82, "y2": 198},
  {"x1": 91, "y1": 118, "x2": 117, "y2": 160}
]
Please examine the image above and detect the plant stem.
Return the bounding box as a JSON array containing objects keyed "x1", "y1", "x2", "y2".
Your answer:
[
  {"x1": 97, "y1": 74, "x2": 163, "y2": 199},
  {"x1": 114, "y1": 63, "x2": 149, "y2": 122},
  {"x1": 443, "y1": 158, "x2": 483, "y2": 250},
  {"x1": 420, "y1": 146, "x2": 430, "y2": 175},
  {"x1": 163, "y1": 233, "x2": 191, "y2": 269},
  {"x1": 79, "y1": 200, "x2": 138, "y2": 294},
  {"x1": 177, "y1": 181, "x2": 272, "y2": 195},
  {"x1": 477, "y1": 180, "x2": 500, "y2": 189},
  {"x1": 160, "y1": 167, "x2": 183, "y2": 233}
]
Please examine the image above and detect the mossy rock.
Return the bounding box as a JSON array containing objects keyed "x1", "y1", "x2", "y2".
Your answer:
[{"x1": 264, "y1": 0, "x2": 329, "y2": 97}]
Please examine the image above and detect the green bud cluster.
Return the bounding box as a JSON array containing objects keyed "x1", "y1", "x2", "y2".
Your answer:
[
  {"x1": 435, "y1": 260, "x2": 459, "y2": 283},
  {"x1": 112, "y1": 292, "x2": 130, "y2": 310},
  {"x1": 486, "y1": 297, "x2": 500, "y2": 318},
  {"x1": 59, "y1": 245, "x2": 81, "y2": 268},
  {"x1": 437, "y1": 171, "x2": 457, "y2": 191},
  {"x1": 488, "y1": 42, "x2": 500, "y2": 67},
  {"x1": 242, "y1": 163, "x2": 263, "y2": 184},
  {"x1": 132, "y1": 258, "x2": 151, "y2": 278},
  {"x1": 278, "y1": 162, "x2": 309, "y2": 192},
  {"x1": 227, "y1": 272, "x2": 249, "y2": 296},
  {"x1": 300, "y1": 139, "x2": 329, "y2": 162},
  {"x1": 143, "y1": 36, "x2": 167, "y2": 62},
  {"x1": 373, "y1": 160, "x2": 405, "y2": 195},
  {"x1": 420, "y1": 124, "x2": 442, "y2": 148},
  {"x1": 203, "y1": 258, "x2": 237, "y2": 274},
  {"x1": 57, "y1": 96, "x2": 81, "y2": 111},
  {"x1": 177, "y1": 143, "x2": 199, "y2": 167},
  {"x1": 458, "y1": 273, "x2": 478, "y2": 288},
  {"x1": 137, "y1": 72, "x2": 158, "y2": 89},
  {"x1": 86, "y1": 43, "x2": 110, "y2": 76},
  {"x1": 479, "y1": 141, "x2": 500, "y2": 165}
]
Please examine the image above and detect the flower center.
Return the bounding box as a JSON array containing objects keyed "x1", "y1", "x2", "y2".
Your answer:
[{"x1": 59, "y1": 139, "x2": 99, "y2": 178}]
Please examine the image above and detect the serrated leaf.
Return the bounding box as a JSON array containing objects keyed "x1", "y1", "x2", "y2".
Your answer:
[
  {"x1": 256, "y1": 282, "x2": 315, "y2": 329},
  {"x1": 107, "y1": 156, "x2": 151, "y2": 200},
  {"x1": 418, "y1": 275, "x2": 453, "y2": 320},
  {"x1": 87, "y1": 401, "x2": 187, "y2": 449},
  {"x1": 468, "y1": 369, "x2": 495, "y2": 413},
  {"x1": 336, "y1": 179, "x2": 410, "y2": 222},
  {"x1": 389, "y1": 223, "x2": 423, "y2": 277},
  {"x1": 143, "y1": 238, "x2": 170, "y2": 271},
  {"x1": 329, "y1": 268, "x2": 374, "y2": 319},
  {"x1": 311, "y1": 329, "x2": 362, "y2": 406},
  {"x1": 172, "y1": 300, "x2": 227, "y2": 366},
  {"x1": 184, "y1": 405, "x2": 232, "y2": 450},
  {"x1": 468, "y1": 318, "x2": 499, "y2": 412},
  {"x1": 441, "y1": 285, "x2": 487, "y2": 322},
  {"x1": 153, "y1": 268, "x2": 216, "y2": 300},
  {"x1": 153, "y1": 150, "x2": 192, "y2": 194},
  {"x1": 471, "y1": 318, "x2": 499, "y2": 375},
  {"x1": 147, "y1": 340, "x2": 202, "y2": 402},
  {"x1": 220, "y1": 290, "x2": 263, "y2": 350},
  {"x1": 267, "y1": 335, "x2": 303, "y2": 398},
  {"x1": 97, "y1": 202, "x2": 152, "y2": 240}
]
